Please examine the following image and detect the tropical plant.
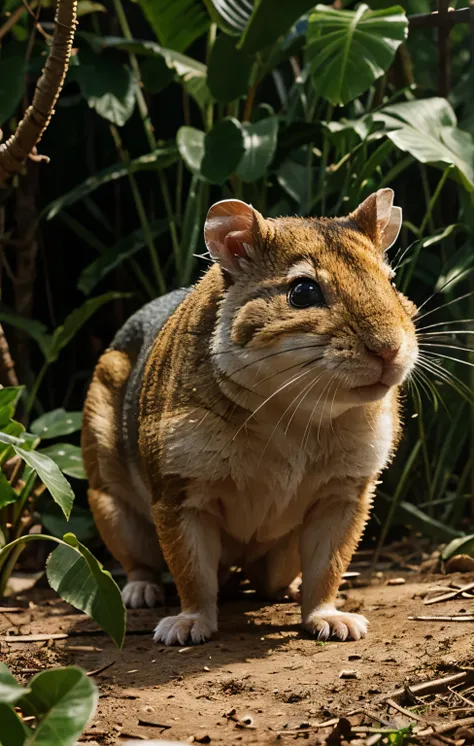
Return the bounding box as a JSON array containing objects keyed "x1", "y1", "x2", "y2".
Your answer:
[
  {"x1": 0, "y1": 386, "x2": 125, "y2": 647},
  {"x1": 0, "y1": 662, "x2": 98, "y2": 746},
  {"x1": 1, "y1": 0, "x2": 474, "y2": 551}
]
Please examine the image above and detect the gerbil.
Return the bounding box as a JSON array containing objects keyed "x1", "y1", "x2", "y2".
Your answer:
[{"x1": 82, "y1": 189, "x2": 418, "y2": 645}]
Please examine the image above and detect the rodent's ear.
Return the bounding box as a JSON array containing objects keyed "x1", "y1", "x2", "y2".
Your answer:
[
  {"x1": 351, "y1": 188, "x2": 402, "y2": 253},
  {"x1": 204, "y1": 199, "x2": 262, "y2": 274}
]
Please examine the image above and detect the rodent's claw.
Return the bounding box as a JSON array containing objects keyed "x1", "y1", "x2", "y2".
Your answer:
[
  {"x1": 153, "y1": 612, "x2": 216, "y2": 645},
  {"x1": 122, "y1": 580, "x2": 164, "y2": 609},
  {"x1": 304, "y1": 607, "x2": 368, "y2": 641}
]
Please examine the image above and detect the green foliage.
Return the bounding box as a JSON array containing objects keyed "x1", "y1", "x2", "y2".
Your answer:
[
  {"x1": 306, "y1": 4, "x2": 408, "y2": 106},
  {"x1": 0, "y1": 393, "x2": 125, "y2": 645},
  {"x1": 0, "y1": 664, "x2": 98, "y2": 746},
  {"x1": 39, "y1": 444, "x2": 86, "y2": 480},
  {"x1": 47, "y1": 533, "x2": 126, "y2": 648},
  {"x1": 207, "y1": 33, "x2": 254, "y2": 103},
  {"x1": 0, "y1": 292, "x2": 125, "y2": 363},
  {"x1": 31, "y1": 409, "x2": 82, "y2": 439},
  {"x1": 1, "y1": 0, "x2": 474, "y2": 555},
  {"x1": 137, "y1": 0, "x2": 210, "y2": 52},
  {"x1": 442, "y1": 534, "x2": 474, "y2": 561},
  {"x1": 0, "y1": 57, "x2": 25, "y2": 126},
  {"x1": 14, "y1": 448, "x2": 75, "y2": 519},
  {"x1": 76, "y1": 52, "x2": 136, "y2": 126},
  {"x1": 374, "y1": 98, "x2": 474, "y2": 191},
  {"x1": 44, "y1": 148, "x2": 178, "y2": 219}
]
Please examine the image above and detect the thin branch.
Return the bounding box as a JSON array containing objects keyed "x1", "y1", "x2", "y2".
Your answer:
[{"x1": 0, "y1": 0, "x2": 78, "y2": 182}]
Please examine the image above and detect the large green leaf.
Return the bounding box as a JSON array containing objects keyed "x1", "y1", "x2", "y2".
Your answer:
[
  {"x1": 31, "y1": 409, "x2": 82, "y2": 439},
  {"x1": 237, "y1": 116, "x2": 279, "y2": 181},
  {"x1": 99, "y1": 37, "x2": 211, "y2": 112},
  {"x1": 177, "y1": 127, "x2": 206, "y2": 175},
  {"x1": 76, "y1": 51, "x2": 136, "y2": 127},
  {"x1": 0, "y1": 663, "x2": 30, "y2": 704},
  {"x1": 46, "y1": 533, "x2": 126, "y2": 648},
  {"x1": 137, "y1": 0, "x2": 210, "y2": 52},
  {"x1": 0, "y1": 703, "x2": 28, "y2": 746},
  {"x1": 0, "y1": 533, "x2": 124, "y2": 644},
  {"x1": 39, "y1": 444, "x2": 86, "y2": 480},
  {"x1": 442, "y1": 534, "x2": 474, "y2": 561},
  {"x1": 204, "y1": 0, "x2": 252, "y2": 35},
  {"x1": 238, "y1": 0, "x2": 315, "y2": 53},
  {"x1": 78, "y1": 220, "x2": 168, "y2": 295},
  {"x1": 44, "y1": 147, "x2": 178, "y2": 220},
  {"x1": 177, "y1": 119, "x2": 244, "y2": 184},
  {"x1": 20, "y1": 666, "x2": 98, "y2": 746},
  {"x1": 0, "y1": 57, "x2": 25, "y2": 126},
  {"x1": 0, "y1": 470, "x2": 19, "y2": 510},
  {"x1": 13, "y1": 447, "x2": 74, "y2": 519},
  {"x1": 140, "y1": 56, "x2": 175, "y2": 94},
  {"x1": 0, "y1": 294, "x2": 123, "y2": 363},
  {"x1": 207, "y1": 33, "x2": 253, "y2": 103},
  {"x1": 0, "y1": 314, "x2": 53, "y2": 360},
  {"x1": 0, "y1": 387, "x2": 23, "y2": 410},
  {"x1": 50, "y1": 292, "x2": 125, "y2": 362},
  {"x1": 203, "y1": 118, "x2": 245, "y2": 182},
  {"x1": 373, "y1": 98, "x2": 474, "y2": 192},
  {"x1": 306, "y1": 4, "x2": 408, "y2": 106},
  {"x1": 41, "y1": 504, "x2": 97, "y2": 542}
]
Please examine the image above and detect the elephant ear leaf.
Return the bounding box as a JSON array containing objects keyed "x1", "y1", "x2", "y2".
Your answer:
[
  {"x1": 306, "y1": 4, "x2": 408, "y2": 106},
  {"x1": 20, "y1": 666, "x2": 98, "y2": 746}
]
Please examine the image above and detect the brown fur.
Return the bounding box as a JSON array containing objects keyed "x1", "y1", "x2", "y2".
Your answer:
[{"x1": 83, "y1": 192, "x2": 418, "y2": 645}]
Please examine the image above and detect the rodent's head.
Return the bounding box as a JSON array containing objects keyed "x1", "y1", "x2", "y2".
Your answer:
[{"x1": 205, "y1": 191, "x2": 418, "y2": 412}]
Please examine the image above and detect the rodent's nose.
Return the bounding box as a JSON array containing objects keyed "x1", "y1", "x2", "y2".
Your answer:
[{"x1": 365, "y1": 344, "x2": 400, "y2": 364}]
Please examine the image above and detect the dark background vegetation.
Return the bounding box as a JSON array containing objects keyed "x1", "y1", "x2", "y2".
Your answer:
[{"x1": 1, "y1": 0, "x2": 473, "y2": 556}]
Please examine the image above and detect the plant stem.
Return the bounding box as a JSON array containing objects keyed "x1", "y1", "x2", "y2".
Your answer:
[
  {"x1": 25, "y1": 360, "x2": 48, "y2": 415},
  {"x1": 110, "y1": 125, "x2": 166, "y2": 295},
  {"x1": 402, "y1": 166, "x2": 451, "y2": 293},
  {"x1": 112, "y1": 0, "x2": 181, "y2": 278},
  {"x1": 318, "y1": 104, "x2": 333, "y2": 216},
  {"x1": 205, "y1": 23, "x2": 217, "y2": 130},
  {"x1": 420, "y1": 165, "x2": 451, "y2": 237},
  {"x1": 0, "y1": 543, "x2": 25, "y2": 598}
]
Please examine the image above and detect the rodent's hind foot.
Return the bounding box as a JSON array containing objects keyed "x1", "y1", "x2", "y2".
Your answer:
[
  {"x1": 153, "y1": 612, "x2": 216, "y2": 645},
  {"x1": 122, "y1": 580, "x2": 164, "y2": 609},
  {"x1": 303, "y1": 606, "x2": 368, "y2": 641}
]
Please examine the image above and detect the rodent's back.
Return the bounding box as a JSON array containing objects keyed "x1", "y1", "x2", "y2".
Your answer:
[{"x1": 112, "y1": 289, "x2": 190, "y2": 465}]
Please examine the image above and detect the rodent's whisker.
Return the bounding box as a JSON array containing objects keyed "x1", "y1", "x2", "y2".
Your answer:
[
  {"x1": 420, "y1": 349, "x2": 474, "y2": 369},
  {"x1": 410, "y1": 367, "x2": 444, "y2": 412},
  {"x1": 257, "y1": 369, "x2": 326, "y2": 467},
  {"x1": 391, "y1": 239, "x2": 420, "y2": 272},
  {"x1": 416, "y1": 353, "x2": 474, "y2": 402},
  {"x1": 211, "y1": 341, "x2": 326, "y2": 364},
  {"x1": 317, "y1": 376, "x2": 342, "y2": 446},
  {"x1": 415, "y1": 266, "x2": 474, "y2": 318},
  {"x1": 284, "y1": 370, "x2": 327, "y2": 436},
  {"x1": 230, "y1": 364, "x2": 319, "y2": 445},
  {"x1": 302, "y1": 371, "x2": 339, "y2": 452},
  {"x1": 415, "y1": 290, "x2": 474, "y2": 324},
  {"x1": 418, "y1": 342, "x2": 474, "y2": 354},
  {"x1": 417, "y1": 331, "x2": 474, "y2": 339},
  {"x1": 415, "y1": 318, "x2": 474, "y2": 332},
  {"x1": 250, "y1": 353, "x2": 325, "y2": 390}
]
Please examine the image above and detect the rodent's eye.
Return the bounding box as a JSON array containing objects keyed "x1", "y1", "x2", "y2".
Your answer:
[{"x1": 288, "y1": 278, "x2": 326, "y2": 309}]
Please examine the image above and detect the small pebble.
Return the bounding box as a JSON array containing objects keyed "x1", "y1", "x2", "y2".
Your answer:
[
  {"x1": 339, "y1": 669, "x2": 360, "y2": 679},
  {"x1": 387, "y1": 577, "x2": 406, "y2": 586}
]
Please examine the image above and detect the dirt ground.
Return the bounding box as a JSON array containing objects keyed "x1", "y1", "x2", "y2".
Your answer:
[{"x1": 2, "y1": 562, "x2": 474, "y2": 745}]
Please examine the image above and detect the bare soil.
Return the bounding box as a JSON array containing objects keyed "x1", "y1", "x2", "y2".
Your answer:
[{"x1": 2, "y1": 568, "x2": 474, "y2": 745}]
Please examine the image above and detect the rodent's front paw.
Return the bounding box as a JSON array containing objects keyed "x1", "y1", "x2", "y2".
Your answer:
[
  {"x1": 303, "y1": 606, "x2": 368, "y2": 641},
  {"x1": 122, "y1": 580, "x2": 164, "y2": 609},
  {"x1": 153, "y1": 612, "x2": 216, "y2": 645}
]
